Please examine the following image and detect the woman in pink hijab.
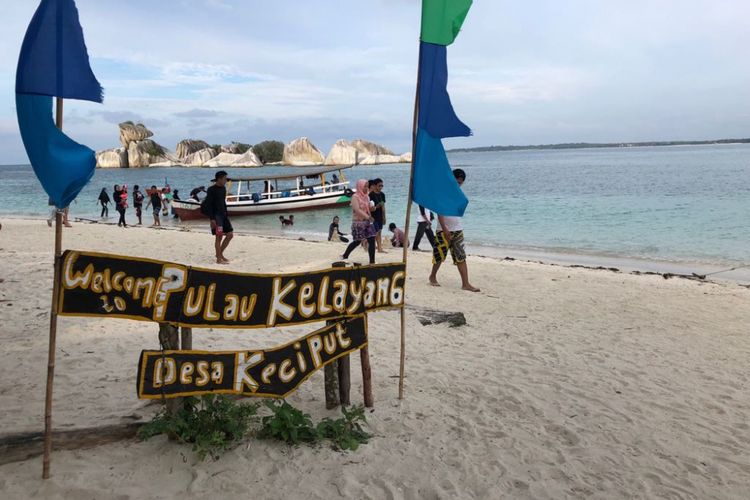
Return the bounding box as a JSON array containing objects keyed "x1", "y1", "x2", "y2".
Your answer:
[{"x1": 342, "y1": 179, "x2": 376, "y2": 263}]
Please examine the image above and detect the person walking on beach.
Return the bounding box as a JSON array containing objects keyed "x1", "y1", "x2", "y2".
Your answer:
[
  {"x1": 412, "y1": 204, "x2": 436, "y2": 251},
  {"x1": 341, "y1": 179, "x2": 376, "y2": 264},
  {"x1": 133, "y1": 185, "x2": 144, "y2": 225},
  {"x1": 369, "y1": 178, "x2": 387, "y2": 253},
  {"x1": 203, "y1": 170, "x2": 234, "y2": 264},
  {"x1": 428, "y1": 169, "x2": 480, "y2": 292},
  {"x1": 328, "y1": 215, "x2": 349, "y2": 243},
  {"x1": 98, "y1": 188, "x2": 110, "y2": 218},
  {"x1": 145, "y1": 185, "x2": 161, "y2": 227}
]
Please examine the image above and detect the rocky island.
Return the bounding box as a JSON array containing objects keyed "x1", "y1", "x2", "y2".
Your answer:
[{"x1": 95, "y1": 122, "x2": 410, "y2": 168}]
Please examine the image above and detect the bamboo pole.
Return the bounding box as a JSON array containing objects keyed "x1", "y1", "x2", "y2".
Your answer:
[
  {"x1": 398, "y1": 43, "x2": 423, "y2": 400},
  {"x1": 42, "y1": 97, "x2": 64, "y2": 479}
]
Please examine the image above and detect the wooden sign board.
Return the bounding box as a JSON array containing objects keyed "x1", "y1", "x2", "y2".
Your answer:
[
  {"x1": 137, "y1": 315, "x2": 367, "y2": 399},
  {"x1": 58, "y1": 250, "x2": 404, "y2": 328}
]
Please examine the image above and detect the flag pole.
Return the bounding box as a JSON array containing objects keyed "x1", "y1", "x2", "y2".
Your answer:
[
  {"x1": 399, "y1": 41, "x2": 423, "y2": 400},
  {"x1": 42, "y1": 97, "x2": 64, "y2": 479}
]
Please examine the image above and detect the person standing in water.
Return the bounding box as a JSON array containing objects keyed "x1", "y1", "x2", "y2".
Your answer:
[
  {"x1": 117, "y1": 185, "x2": 129, "y2": 228},
  {"x1": 98, "y1": 188, "x2": 111, "y2": 218},
  {"x1": 133, "y1": 185, "x2": 144, "y2": 225},
  {"x1": 203, "y1": 171, "x2": 234, "y2": 264},
  {"x1": 428, "y1": 169, "x2": 480, "y2": 292},
  {"x1": 341, "y1": 179, "x2": 376, "y2": 264},
  {"x1": 145, "y1": 185, "x2": 161, "y2": 227}
]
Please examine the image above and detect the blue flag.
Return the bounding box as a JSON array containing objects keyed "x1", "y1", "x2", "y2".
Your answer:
[
  {"x1": 412, "y1": 128, "x2": 468, "y2": 217},
  {"x1": 418, "y1": 42, "x2": 471, "y2": 139},
  {"x1": 16, "y1": 0, "x2": 102, "y2": 208}
]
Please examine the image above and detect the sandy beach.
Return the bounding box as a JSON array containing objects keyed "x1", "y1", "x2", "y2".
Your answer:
[{"x1": 1, "y1": 218, "x2": 749, "y2": 499}]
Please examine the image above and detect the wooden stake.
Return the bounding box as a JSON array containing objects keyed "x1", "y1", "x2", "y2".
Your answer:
[
  {"x1": 42, "y1": 97, "x2": 64, "y2": 479},
  {"x1": 360, "y1": 313, "x2": 373, "y2": 407},
  {"x1": 398, "y1": 43, "x2": 423, "y2": 400}
]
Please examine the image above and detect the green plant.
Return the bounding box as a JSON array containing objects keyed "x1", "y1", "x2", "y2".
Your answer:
[
  {"x1": 258, "y1": 400, "x2": 318, "y2": 444},
  {"x1": 252, "y1": 140, "x2": 285, "y2": 163},
  {"x1": 138, "y1": 395, "x2": 258, "y2": 459},
  {"x1": 316, "y1": 404, "x2": 371, "y2": 451},
  {"x1": 259, "y1": 401, "x2": 371, "y2": 451}
]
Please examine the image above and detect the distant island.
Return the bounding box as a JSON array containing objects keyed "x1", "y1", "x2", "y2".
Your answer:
[{"x1": 447, "y1": 138, "x2": 750, "y2": 153}]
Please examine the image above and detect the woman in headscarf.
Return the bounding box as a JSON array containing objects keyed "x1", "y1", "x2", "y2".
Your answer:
[
  {"x1": 98, "y1": 187, "x2": 111, "y2": 218},
  {"x1": 341, "y1": 179, "x2": 376, "y2": 264}
]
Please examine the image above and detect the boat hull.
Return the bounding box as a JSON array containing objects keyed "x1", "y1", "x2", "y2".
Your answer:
[{"x1": 173, "y1": 192, "x2": 352, "y2": 220}]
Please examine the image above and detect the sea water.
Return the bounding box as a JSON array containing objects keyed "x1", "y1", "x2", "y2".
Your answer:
[{"x1": 1, "y1": 144, "x2": 748, "y2": 266}]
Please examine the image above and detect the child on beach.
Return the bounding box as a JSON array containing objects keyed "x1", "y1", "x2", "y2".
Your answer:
[
  {"x1": 145, "y1": 186, "x2": 161, "y2": 227},
  {"x1": 429, "y1": 169, "x2": 480, "y2": 292},
  {"x1": 341, "y1": 179, "x2": 376, "y2": 264},
  {"x1": 388, "y1": 223, "x2": 405, "y2": 247},
  {"x1": 328, "y1": 215, "x2": 349, "y2": 243}
]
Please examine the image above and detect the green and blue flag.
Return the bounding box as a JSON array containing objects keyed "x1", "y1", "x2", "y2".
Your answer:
[
  {"x1": 16, "y1": 0, "x2": 102, "y2": 208},
  {"x1": 413, "y1": 0, "x2": 472, "y2": 217}
]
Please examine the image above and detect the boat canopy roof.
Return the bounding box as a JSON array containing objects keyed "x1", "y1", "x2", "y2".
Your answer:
[{"x1": 229, "y1": 165, "x2": 352, "y2": 182}]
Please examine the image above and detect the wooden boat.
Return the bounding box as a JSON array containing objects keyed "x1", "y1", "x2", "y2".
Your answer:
[{"x1": 172, "y1": 166, "x2": 353, "y2": 220}]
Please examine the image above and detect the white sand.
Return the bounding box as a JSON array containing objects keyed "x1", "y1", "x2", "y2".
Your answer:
[{"x1": 1, "y1": 219, "x2": 749, "y2": 499}]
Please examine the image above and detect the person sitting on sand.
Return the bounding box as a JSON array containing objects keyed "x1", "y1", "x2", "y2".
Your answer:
[
  {"x1": 145, "y1": 186, "x2": 161, "y2": 227},
  {"x1": 429, "y1": 169, "x2": 480, "y2": 292},
  {"x1": 341, "y1": 179, "x2": 376, "y2": 264},
  {"x1": 328, "y1": 215, "x2": 349, "y2": 243},
  {"x1": 279, "y1": 215, "x2": 294, "y2": 227},
  {"x1": 388, "y1": 223, "x2": 405, "y2": 248},
  {"x1": 204, "y1": 171, "x2": 234, "y2": 264}
]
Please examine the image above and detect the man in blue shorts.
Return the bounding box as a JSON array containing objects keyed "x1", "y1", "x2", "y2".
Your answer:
[{"x1": 428, "y1": 169, "x2": 480, "y2": 292}]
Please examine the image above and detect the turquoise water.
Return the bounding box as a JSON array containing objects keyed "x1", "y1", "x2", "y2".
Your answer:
[{"x1": 1, "y1": 144, "x2": 748, "y2": 264}]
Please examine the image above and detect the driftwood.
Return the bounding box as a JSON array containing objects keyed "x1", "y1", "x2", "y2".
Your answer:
[
  {"x1": 407, "y1": 305, "x2": 467, "y2": 328},
  {"x1": 0, "y1": 423, "x2": 142, "y2": 466}
]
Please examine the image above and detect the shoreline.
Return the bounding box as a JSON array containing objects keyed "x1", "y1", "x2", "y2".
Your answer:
[{"x1": 3, "y1": 213, "x2": 748, "y2": 286}]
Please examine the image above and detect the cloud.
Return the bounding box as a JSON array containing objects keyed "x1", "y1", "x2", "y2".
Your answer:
[{"x1": 173, "y1": 109, "x2": 222, "y2": 119}]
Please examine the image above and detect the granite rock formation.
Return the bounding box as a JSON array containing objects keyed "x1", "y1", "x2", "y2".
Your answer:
[
  {"x1": 359, "y1": 154, "x2": 404, "y2": 165},
  {"x1": 324, "y1": 139, "x2": 359, "y2": 166},
  {"x1": 176, "y1": 139, "x2": 211, "y2": 160},
  {"x1": 351, "y1": 139, "x2": 394, "y2": 158},
  {"x1": 183, "y1": 147, "x2": 218, "y2": 167},
  {"x1": 118, "y1": 122, "x2": 153, "y2": 148},
  {"x1": 282, "y1": 137, "x2": 325, "y2": 166},
  {"x1": 95, "y1": 147, "x2": 128, "y2": 168}
]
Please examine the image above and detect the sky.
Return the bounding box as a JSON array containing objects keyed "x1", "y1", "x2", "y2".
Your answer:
[{"x1": 1, "y1": 0, "x2": 749, "y2": 164}]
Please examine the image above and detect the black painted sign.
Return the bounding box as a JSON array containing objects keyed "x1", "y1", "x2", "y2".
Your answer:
[
  {"x1": 137, "y1": 315, "x2": 367, "y2": 399},
  {"x1": 58, "y1": 250, "x2": 404, "y2": 328}
]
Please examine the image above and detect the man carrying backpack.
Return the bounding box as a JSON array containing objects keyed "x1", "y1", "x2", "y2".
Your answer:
[{"x1": 202, "y1": 170, "x2": 233, "y2": 264}]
